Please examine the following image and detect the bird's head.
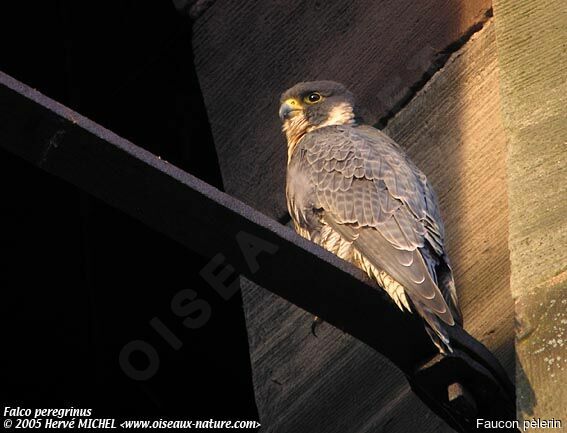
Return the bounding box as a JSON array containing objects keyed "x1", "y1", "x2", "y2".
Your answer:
[{"x1": 279, "y1": 81, "x2": 357, "y2": 152}]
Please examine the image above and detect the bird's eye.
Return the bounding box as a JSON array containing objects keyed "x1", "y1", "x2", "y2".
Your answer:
[{"x1": 304, "y1": 92, "x2": 322, "y2": 104}]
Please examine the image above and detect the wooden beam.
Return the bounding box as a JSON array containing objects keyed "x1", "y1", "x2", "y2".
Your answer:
[{"x1": 0, "y1": 70, "x2": 514, "y2": 432}]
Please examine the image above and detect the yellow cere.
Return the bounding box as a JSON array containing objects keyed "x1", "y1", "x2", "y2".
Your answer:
[{"x1": 283, "y1": 98, "x2": 302, "y2": 108}]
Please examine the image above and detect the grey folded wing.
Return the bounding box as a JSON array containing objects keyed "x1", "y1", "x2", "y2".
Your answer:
[{"x1": 298, "y1": 124, "x2": 462, "y2": 326}]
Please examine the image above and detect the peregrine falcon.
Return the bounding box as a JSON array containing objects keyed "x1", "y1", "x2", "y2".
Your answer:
[{"x1": 279, "y1": 81, "x2": 462, "y2": 353}]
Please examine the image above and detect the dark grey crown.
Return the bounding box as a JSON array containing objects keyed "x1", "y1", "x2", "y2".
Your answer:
[{"x1": 280, "y1": 80, "x2": 354, "y2": 104}]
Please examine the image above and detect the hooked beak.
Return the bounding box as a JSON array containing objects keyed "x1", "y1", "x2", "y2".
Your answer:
[{"x1": 279, "y1": 98, "x2": 302, "y2": 121}]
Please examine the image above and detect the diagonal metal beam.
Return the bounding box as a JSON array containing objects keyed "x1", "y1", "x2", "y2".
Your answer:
[{"x1": 0, "y1": 70, "x2": 516, "y2": 432}]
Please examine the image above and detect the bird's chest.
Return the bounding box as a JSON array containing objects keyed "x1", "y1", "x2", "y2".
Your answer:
[{"x1": 286, "y1": 153, "x2": 320, "y2": 233}]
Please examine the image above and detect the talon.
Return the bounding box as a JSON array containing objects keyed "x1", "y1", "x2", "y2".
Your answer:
[{"x1": 311, "y1": 316, "x2": 322, "y2": 337}]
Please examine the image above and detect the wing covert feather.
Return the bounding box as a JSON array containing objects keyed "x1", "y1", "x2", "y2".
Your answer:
[{"x1": 296, "y1": 125, "x2": 460, "y2": 326}]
